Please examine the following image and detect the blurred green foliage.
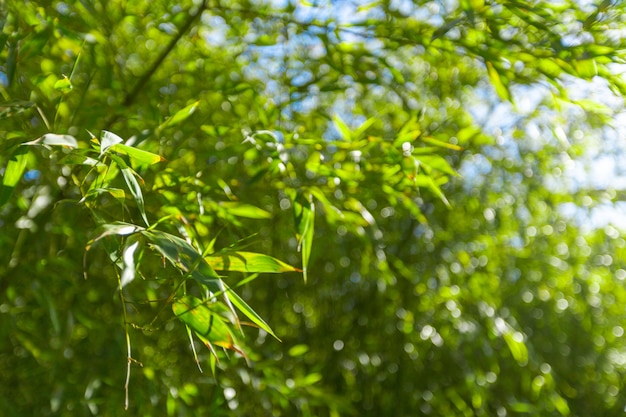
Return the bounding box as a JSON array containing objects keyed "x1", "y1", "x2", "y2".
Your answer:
[{"x1": 2, "y1": 0, "x2": 626, "y2": 416}]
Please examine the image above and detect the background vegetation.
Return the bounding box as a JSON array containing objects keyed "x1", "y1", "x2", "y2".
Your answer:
[{"x1": 2, "y1": 0, "x2": 626, "y2": 415}]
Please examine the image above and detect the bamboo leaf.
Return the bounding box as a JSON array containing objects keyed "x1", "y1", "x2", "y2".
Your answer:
[
  {"x1": 293, "y1": 192, "x2": 315, "y2": 283},
  {"x1": 100, "y1": 130, "x2": 124, "y2": 155},
  {"x1": 503, "y1": 330, "x2": 528, "y2": 366},
  {"x1": 417, "y1": 155, "x2": 460, "y2": 177},
  {"x1": 141, "y1": 230, "x2": 223, "y2": 295},
  {"x1": 486, "y1": 61, "x2": 510, "y2": 101},
  {"x1": 110, "y1": 143, "x2": 165, "y2": 167},
  {"x1": 173, "y1": 296, "x2": 245, "y2": 355},
  {"x1": 86, "y1": 222, "x2": 144, "y2": 250},
  {"x1": 0, "y1": 146, "x2": 29, "y2": 207},
  {"x1": 161, "y1": 100, "x2": 200, "y2": 129},
  {"x1": 333, "y1": 114, "x2": 352, "y2": 141},
  {"x1": 219, "y1": 202, "x2": 271, "y2": 219},
  {"x1": 120, "y1": 238, "x2": 140, "y2": 288},
  {"x1": 206, "y1": 251, "x2": 300, "y2": 273},
  {"x1": 109, "y1": 154, "x2": 149, "y2": 226},
  {"x1": 221, "y1": 282, "x2": 279, "y2": 340},
  {"x1": 53, "y1": 75, "x2": 73, "y2": 93}
]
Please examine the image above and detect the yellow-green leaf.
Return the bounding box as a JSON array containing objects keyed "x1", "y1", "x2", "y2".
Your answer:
[
  {"x1": 0, "y1": 146, "x2": 29, "y2": 207},
  {"x1": 173, "y1": 296, "x2": 243, "y2": 353},
  {"x1": 206, "y1": 251, "x2": 300, "y2": 273},
  {"x1": 110, "y1": 143, "x2": 165, "y2": 167},
  {"x1": 293, "y1": 192, "x2": 315, "y2": 283},
  {"x1": 219, "y1": 202, "x2": 271, "y2": 219},
  {"x1": 53, "y1": 75, "x2": 73, "y2": 93},
  {"x1": 161, "y1": 100, "x2": 200, "y2": 129},
  {"x1": 486, "y1": 61, "x2": 510, "y2": 101}
]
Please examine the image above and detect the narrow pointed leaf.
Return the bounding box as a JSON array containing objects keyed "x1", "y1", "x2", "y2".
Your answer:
[
  {"x1": 120, "y1": 238, "x2": 140, "y2": 288},
  {"x1": 222, "y1": 282, "x2": 279, "y2": 340},
  {"x1": 25, "y1": 133, "x2": 78, "y2": 148},
  {"x1": 219, "y1": 202, "x2": 271, "y2": 219},
  {"x1": 486, "y1": 61, "x2": 510, "y2": 101},
  {"x1": 172, "y1": 296, "x2": 244, "y2": 353},
  {"x1": 86, "y1": 222, "x2": 144, "y2": 249},
  {"x1": 100, "y1": 130, "x2": 124, "y2": 155},
  {"x1": 0, "y1": 146, "x2": 29, "y2": 207},
  {"x1": 141, "y1": 230, "x2": 222, "y2": 294},
  {"x1": 53, "y1": 75, "x2": 73, "y2": 93},
  {"x1": 206, "y1": 251, "x2": 300, "y2": 273},
  {"x1": 110, "y1": 143, "x2": 165, "y2": 167},
  {"x1": 333, "y1": 114, "x2": 352, "y2": 141},
  {"x1": 293, "y1": 192, "x2": 315, "y2": 283},
  {"x1": 109, "y1": 154, "x2": 149, "y2": 226},
  {"x1": 161, "y1": 100, "x2": 200, "y2": 129}
]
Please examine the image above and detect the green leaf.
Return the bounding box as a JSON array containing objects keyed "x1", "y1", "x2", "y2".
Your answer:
[
  {"x1": 205, "y1": 251, "x2": 301, "y2": 273},
  {"x1": 333, "y1": 114, "x2": 352, "y2": 141},
  {"x1": 110, "y1": 143, "x2": 165, "y2": 168},
  {"x1": 53, "y1": 75, "x2": 73, "y2": 93},
  {"x1": 288, "y1": 344, "x2": 309, "y2": 357},
  {"x1": 551, "y1": 393, "x2": 570, "y2": 416},
  {"x1": 221, "y1": 282, "x2": 279, "y2": 340},
  {"x1": 421, "y1": 136, "x2": 463, "y2": 150},
  {"x1": 417, "y1": 155, "x2": 460, "y2": 177},
  {"x1": 503, "y1": 330, "x2": 528, "y2": 366},
  {"x1": 86, "y1": 222, "x2": 145, "y2": 249},
  {"x1": 353, "y1": 117, "x2": 377, "y2": 139},
  {"x1": 25, "y1": 133, "x2": 78, "y2": 148},
  {"x1": 172, "y1": 296, "x2": 245, "y2": 355},
  {"x1": 79, "y1": 187, "x2": 126, "y2": 204},
  {"x1": 419, "y1": 175, "x2": 451, "y2": 207},
  {"x1": 161, "y1": 100, "x2": 200, "y2": 129},
  {"x1": 59, "y1": 151, "x2": 100, "y2": 166},
  {"x1": 486, "y1": 61, "x2": 510, "y2": 101},
  {"x1": 0, "y1": 146, "x2": 29, "y2": 207},
  {"x1": 293, "y1": 192, "x2": 315, "y2": 283},
  {"x1": 109, "y1": 154, "x2": 149, "y2": 226},
  {"x1": 219, "y1": 202, "x2": 271, "y2": 219},
  {"x1": 141, "y1": 230, "x2": 223, "y2": 295},
  {"x1": 100, "y1": 130, "x2": 124, "y2": 155},
  {"x1": 120, "y1": 237, "x2": 140, "y2": 288}
]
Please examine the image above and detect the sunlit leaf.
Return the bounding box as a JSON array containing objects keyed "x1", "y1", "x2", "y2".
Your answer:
[
  {"x1": 288, "y1": 344, "x2": 309, "y2": 357},
  {"x1": 503, "y1": 330, "x2": 528, "y2": 366},
  {"x1": 0, "y1": 146, "x2": 29, "y2": 207},
  {"x1": 100, "y1": 130, "x2": 124, "y2": 155},
  {"x1": 53, "y1": 75, "x2": 73, "y2": 93},
  {"x1": 120, "y1": 237, "x2": 140, "y2": 288},
  {"x1": 551, "y1": 393, "x2": 571, "y2": 416},
  {"x1": 486, "y1": 61, "x2": 510, "y2": 101},
  {"x1": 219, "y1": 202, "x2": 271, "y2": 219},
  {"x1": 293, "y1": 192, "x2": 315, "y2": 283},
  {"x1": 25, "y1": 133, "x2": 78, "y2": 148},
  {"x1": 333, "y1": 114, "x2": 352, "y2": 141},
  {"x1": 206, "y1": 251, "x2": 300, "y2": 273},
  {"x1": 421, "y1": 136, "x2": 463, "y2": 150},
  {"x1": 110, "y1": 143, "x2": 165, "y2": 167},
  {"x1": 141, "y1": 230, "x2": 223, "y2": 295},
  {"x1": 79, "y1": 187, "x2": 126, "y2": 204},
  {"x1": 417, "y1": 155, "x2": 460, "y2": 177},
  {"x1": 161, "y1": 100, "x2": 200, "y2": 129},
  {"x1": 86, "y1": 222, "x2": 144, "y2": 249},
  {"x1": 353, "y1": 117, "x2": 377, "y2": 139},
  {"x1": 172, "y1": 296, "x2": 245, "y2": 355},
  {"x1": 109, "y1": 154, "x2": 149, "y2": 226},
  {"x1": 221, "y1": 282, "x2": 279, "y2": 340}
]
